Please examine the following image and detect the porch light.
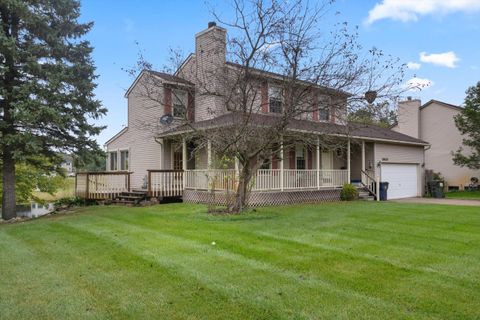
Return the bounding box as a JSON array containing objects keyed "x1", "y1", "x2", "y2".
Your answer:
[{"x1": 365, "y1": 90, "x2": 378, "y2": 104}]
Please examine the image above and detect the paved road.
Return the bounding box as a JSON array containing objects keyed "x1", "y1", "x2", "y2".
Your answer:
[{"x1": 391, "y1": 197, "x2": 480, "y2": 206}]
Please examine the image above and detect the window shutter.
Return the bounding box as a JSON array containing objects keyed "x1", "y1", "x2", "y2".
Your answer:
[
  {"x1": 272, "y1": 154, "x2": 278, "y2": 169},
  {"x1": 307, "y1": 149, "x2": 313, "y2": 169},
  {"x1": 289, "y1": 148, "x2": 295, "y2": 169},
  {"x1": 312, "y1": 92, "x2": 318, "y2": 121},
  {"x1": 261, "y1": 81, "x2": 269, "y2": 113},
  {"x1": 330, "y1": 106, "x2": 335, "y2": 123},
  {"x1": 164, "y1": 87, "x2": 172, "y2": 114},
  {"x1": 187, "y1": 91, "x2": 195, "y2": 122}
]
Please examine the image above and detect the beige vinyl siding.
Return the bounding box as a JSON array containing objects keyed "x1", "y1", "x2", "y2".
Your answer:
[
  {"x1": 106, "y1": 76, "x2": 164, "y2": 189},
  {"x1": 420, "y1": 103, "x2": 479, "y2": 189}
]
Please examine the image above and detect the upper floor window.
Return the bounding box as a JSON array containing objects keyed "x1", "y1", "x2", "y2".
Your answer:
[
  {"x1": 269, "y1": 86, "x2": 283, "y2": 114},
  {"x1": 172, "y1": 89, "x2": 187, "y2": 119},
  {"x1": 319, "y1": 107, "x2": 330, "y2": 121},
  {"x1": 109, "y1": 152, "x2": 117, "y2": 171},
  {"x1": 120, "y1": 150, "x2": 129, "y2": 171}
]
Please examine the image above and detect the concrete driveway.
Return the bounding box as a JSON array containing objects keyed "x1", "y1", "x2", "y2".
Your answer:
[{"x1": 391, "y1": 197, "x2": 480, "y2": 206}]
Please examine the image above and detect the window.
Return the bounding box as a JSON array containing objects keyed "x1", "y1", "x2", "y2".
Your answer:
[
  {"x1": 269, "y1": 86, "x2": 283, "y2": 113},
  {"x1": 109, "y1": 152, "x2": 118, "y2": 171},
  {"x1": 260, "y1": 158, "x2": 270, "y2": 170},
  {"x1": 172, "y1": 89, "x2": 187, "y2": 119},
  {"x1": 319, "y1": 107, "x2": 330, "y2": 121},
  {"x1": 295, "y1": 145, "x2": 306, "y2": 170},
  {"x1": 120, "y1": 150, "x2": 129, "y2": 171}
]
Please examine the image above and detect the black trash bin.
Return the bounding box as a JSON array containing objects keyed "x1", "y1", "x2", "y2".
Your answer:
[
  {"x1": 427, "y1": 181, "x2": 445, "y2": 198},
  {"x1": 379, "y1": 182, "x2": 389, "y2": 201}
]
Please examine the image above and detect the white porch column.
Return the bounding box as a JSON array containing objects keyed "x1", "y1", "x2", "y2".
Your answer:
[
  {"x1": 207, "y1": 139, "x2": 212, "y2": 169},
  {"x1": 182, "y1": 138, "x2": 187, "y2": 189},
  {"x1": 157, "y1": 138, "x2": 164, "y2": 170},
  {"x1": 316, "y1": 136, "x2": 320, "y2": 190},
  {"x1": 347, "y1": 138, "x2": 351, "y2": 184},
  {"x1": 280, "y1": 137, "x2": 284, "y2": 192},
  {"x1": 207, "y1": 139, "x2": 212, "y2": 192},
  {"x1": 361, "y1": 140, "x2": 366, "y2": 184}
]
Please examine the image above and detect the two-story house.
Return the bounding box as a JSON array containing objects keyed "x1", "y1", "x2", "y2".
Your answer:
[
  {"x1": 100, "y1": 22, "x2": 428, "y2": 205},
  {"x1": 393, "y1": 98, "x2": 479, "y2": 190}
]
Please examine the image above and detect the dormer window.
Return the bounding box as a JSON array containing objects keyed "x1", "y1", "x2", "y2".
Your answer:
[
  {"x1": 269, "y1": 86, "x2": 283, "y2": 113},
  {"x1": 172, "y1": 89, "x2": 187, "y2": 119}
]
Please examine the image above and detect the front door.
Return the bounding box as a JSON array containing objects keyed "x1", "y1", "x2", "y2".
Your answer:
[
  {"x1": 173, "y1": 151, "x2": 183, "y2": 170},
  {"x1": 321, "y1": 150, "x2": 333, "y2": 169}
]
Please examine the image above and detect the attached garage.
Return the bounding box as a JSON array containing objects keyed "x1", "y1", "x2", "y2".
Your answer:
[{"x1": 381, "y1": 163, "x2": 419, "y2": 199}]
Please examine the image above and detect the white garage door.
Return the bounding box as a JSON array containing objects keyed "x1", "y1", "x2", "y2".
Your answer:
[{"x1": 381, "y1": 164, "x2": 418, "y2": 199}]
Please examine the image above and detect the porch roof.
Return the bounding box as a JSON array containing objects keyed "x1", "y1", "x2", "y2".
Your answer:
[{"x1": 158, "y1": 113, "x2": 429, "y2": 146}]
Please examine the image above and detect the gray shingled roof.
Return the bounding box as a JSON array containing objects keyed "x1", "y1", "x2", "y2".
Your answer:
[
  {"x1": 159, "y1": 113, "x2": 428, "y2": 145},
  {"x1": 146, "y1": 70, "x2": 194, "y2": 86}
]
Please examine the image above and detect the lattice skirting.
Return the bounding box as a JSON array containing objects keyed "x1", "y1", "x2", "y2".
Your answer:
[{"x1": 182, "y1": 189, "x2": 341, "y2": 207}]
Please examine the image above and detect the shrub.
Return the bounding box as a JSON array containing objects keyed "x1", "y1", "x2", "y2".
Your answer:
[
  {"x1": 54, "y1": 196, "x2": 92, "y2": 209},
  {"x1": 340, "y1": 183, "x2": 358, "y2": 201}
]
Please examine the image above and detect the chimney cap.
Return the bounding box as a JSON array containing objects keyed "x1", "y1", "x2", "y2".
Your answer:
[{"x1": 208, "y1": 21, "x2": 217, "y2": 28}]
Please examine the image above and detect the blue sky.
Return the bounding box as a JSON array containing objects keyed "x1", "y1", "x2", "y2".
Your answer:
[{"x1": 79, "y1": 0, "x2": 480, "y2": 145}]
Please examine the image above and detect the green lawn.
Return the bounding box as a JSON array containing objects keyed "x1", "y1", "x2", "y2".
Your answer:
[
  {"x1": 446, "y1": 190, "x2": 480, "y2": 200},
  {"x1": 1, "y1": 202, "x2": 479, "y2": 319}
]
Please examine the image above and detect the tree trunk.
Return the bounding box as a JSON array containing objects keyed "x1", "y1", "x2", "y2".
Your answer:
[
  {"x1": 230, "y1": 165, "x2": 252, "y2": 213},
  {"x1": 2, "y1": 147, "x2": 16, "y2": 220}
]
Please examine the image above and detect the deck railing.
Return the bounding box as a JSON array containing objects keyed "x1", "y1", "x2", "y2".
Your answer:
[
  {"x1": 75, "y1": 171, "x2": 131, "y2": 199},
  {"x1": 184, "y1": 169, "x2": 348, "y2": 192}
]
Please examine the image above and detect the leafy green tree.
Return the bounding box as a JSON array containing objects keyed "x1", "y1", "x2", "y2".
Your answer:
[
  {"x1": 0, "y1": 1, "x2": 105, "y2": 219},
  {"x1": 348, "y1": 103, "x2": 397, "y2": 128},
  {"x1": 74, "y1": 149, "x2": 106, "y2": 172},
  {"x1": 0, "y1": 159, "x2": 66, "y2": 204},
  {"x1": 453, "y1": 82, "x2": 480, "y2": 169}
]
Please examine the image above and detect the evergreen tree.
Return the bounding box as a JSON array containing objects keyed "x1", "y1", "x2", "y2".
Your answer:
[
  {"x1": 453, "y1": 82, "x2": 480, "y2": 170},
  {"x1": 0, "y1": 0, "x2": 105, "y2": 219}
]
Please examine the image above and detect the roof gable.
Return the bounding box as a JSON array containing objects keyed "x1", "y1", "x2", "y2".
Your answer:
[{"x1": 420, "y1": 99, "x2": 463, "y2": 112}]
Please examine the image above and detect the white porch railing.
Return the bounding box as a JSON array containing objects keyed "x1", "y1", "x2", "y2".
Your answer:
[{"x1": 184, "y1": 169, "x2": 348, "y2": 191}]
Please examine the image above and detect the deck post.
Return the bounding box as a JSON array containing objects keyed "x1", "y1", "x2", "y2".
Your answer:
[
  {"x1": 316, "y1": 136, "x2": 320, "y2": 190},
  {"x1": 280, "y1": 137, "x2": 284, "y2": 191},
  {"x1": 85, "y1": 173, "x2": 90, "y2": 199},
  {"x1": 347, "y1": 138, "x2": 351, "y2": 184},
  {"x1": 147, "y1": 170, "x2": 152, "y2": 196},
  {"x1": 182, "y1": 138, "x2": 187, "y2": 190}
]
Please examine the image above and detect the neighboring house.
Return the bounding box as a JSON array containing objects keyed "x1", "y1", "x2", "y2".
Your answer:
[
  {"x1": 61, "y1": 154, "x2": 75, "y2": 177},
  {"x1": 392, "y1": 98, "x2": 479, "y2": 190},
  {"x1": 100, "y1": 22, "x2": 428, "y2": 204}
]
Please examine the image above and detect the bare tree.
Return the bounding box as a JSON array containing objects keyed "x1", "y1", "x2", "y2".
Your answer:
[{"x1": 129, "y1": 0, "x2": 405, "y2": 213}]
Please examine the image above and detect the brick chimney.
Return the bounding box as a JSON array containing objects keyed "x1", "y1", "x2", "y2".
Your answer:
[
  {"x1": 392, "y1": 98, "x2": 422, "y2": 139},
  {"x1": 195, "y1": 22, "x2": 227, "y2": 121}
]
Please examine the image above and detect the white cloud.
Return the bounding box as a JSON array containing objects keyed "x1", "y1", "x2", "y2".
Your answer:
[
  {"x1": 419, "y1": 51, "x2": 459, "y2": 68},
  {"x1": 406, "y1": 62, "x2": 421, "y2": 70},
  {"x1": 365, "y1": 0, "x2": 480, "y2": 24},
  {"x1": 405, "y1": 77, "x2": 434, "y2": 91}
]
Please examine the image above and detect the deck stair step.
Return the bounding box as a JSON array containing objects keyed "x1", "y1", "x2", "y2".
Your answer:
[
  {"x1": 112, "y1": 190, "x2": 148, "y2": 205},
  {"x1": 357, "y1": 186, "x2": 376, "y2": 201}
]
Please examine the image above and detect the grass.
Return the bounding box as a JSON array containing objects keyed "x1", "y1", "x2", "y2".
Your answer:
[
  {"x1": 32, "y1": 177, "x2": 75, "y2": 201},
  {"x1": 446, "y1": 190, "x2": 480, "y2": 200},
  {"x1": 1, "y1": 202, "x2": 479, "y2": 319}
]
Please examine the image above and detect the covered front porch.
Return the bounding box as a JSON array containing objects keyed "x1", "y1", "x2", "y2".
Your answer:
[{"x1": 77, "y1": 136, "x2": 378, "y2": 204}]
